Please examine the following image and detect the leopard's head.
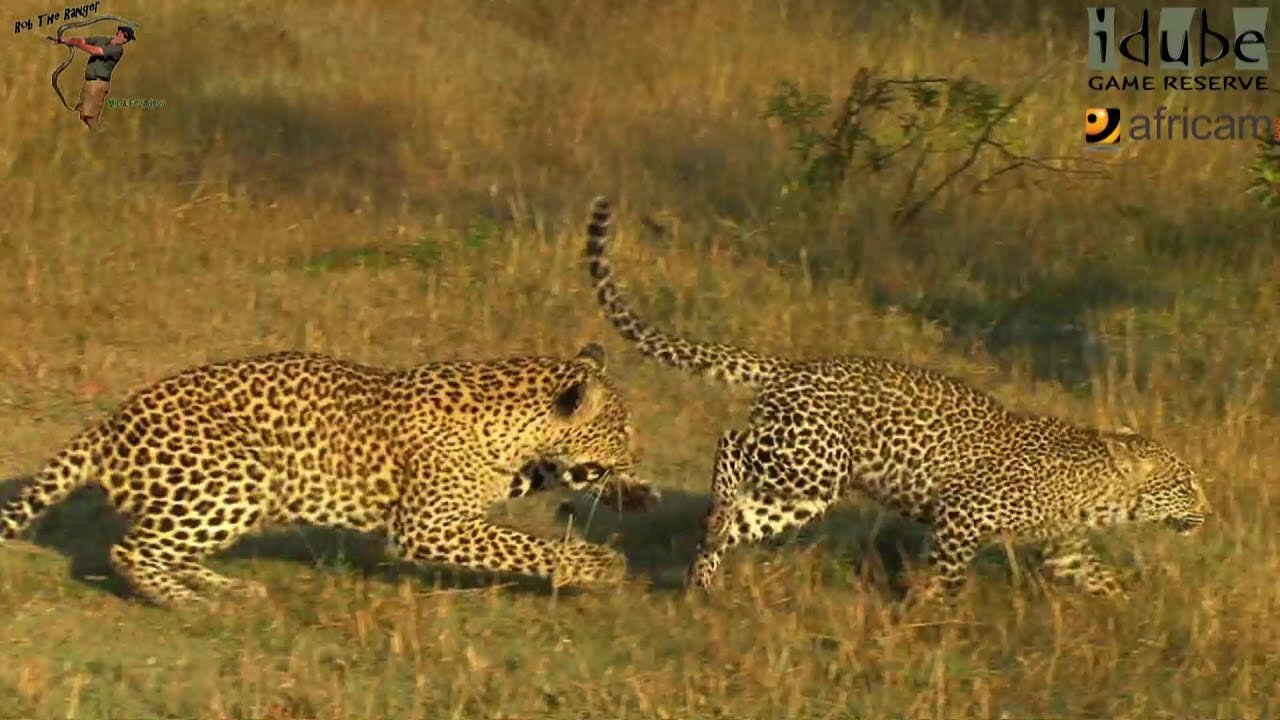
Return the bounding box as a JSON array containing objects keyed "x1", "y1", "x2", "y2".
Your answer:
[
  {"x1": 1105, "y1": 429, "x2": 1211, "y2": 534},
  {"x1": 540, "y1": 343, "x2": 643, "y2": 495}
]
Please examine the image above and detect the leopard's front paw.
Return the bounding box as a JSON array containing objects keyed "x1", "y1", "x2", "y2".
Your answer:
[
  {"x1": 617, "y1": 481, "x2": 662, "y2": 512},
  {"x1": 599, "y1": 477, "x2": 663, "y2": 513},
  {"x1": 223, "y1": 578, "x2": 270, "y2": 600},
  {"x1": 900, "y1": 571, "x2": 958, "y2": 611},
  {"x1": 551, "y1": 541, "x2": 628, "y2": 587},
  {"x1": 1082, "y1": 570, "x2": 1131, "y2": 600}
]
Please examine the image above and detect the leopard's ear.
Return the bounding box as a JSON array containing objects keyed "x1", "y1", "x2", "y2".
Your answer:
[
  {"x1": 1103, "y1": 434, "x2": 1154, "y2": 481},
  {"x1": 552, "y1": 378, "x2": 605, "y2": 422},
  {"x1": 574, "y1": 342, "x2": 607, "y2": 371}
]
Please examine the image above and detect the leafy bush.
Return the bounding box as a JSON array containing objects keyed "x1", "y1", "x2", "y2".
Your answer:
[
  {"x1": 764, "y1": 68, "x2": 1097, "y2": 227},
  {"x1": 1245, "y1": 135, "x2": 1280, "y2": 210}
]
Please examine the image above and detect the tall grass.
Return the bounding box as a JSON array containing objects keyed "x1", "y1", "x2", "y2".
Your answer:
[{"x1": 0, "y1": 0, "x2": 1276, "y2": 717}]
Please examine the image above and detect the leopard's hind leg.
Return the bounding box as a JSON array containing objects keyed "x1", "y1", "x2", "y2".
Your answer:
[
  {"x1": 105, "y1": 446, "x2": 273, "y2": 607},
  {"x1": 688, "y1": 426, "x2": 840, "y2": 589}
]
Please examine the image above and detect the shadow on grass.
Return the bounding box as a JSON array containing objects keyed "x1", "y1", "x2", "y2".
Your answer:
[
  {"x1": 0, "y1": 478, "x2": 571, "y2": 602},
  {"x1": 741, "y1": 205, "x2": 1202, "y2": 392},
  {"x1": 557, "y1": 487, "x2": 1036, "y2": 600},
  {"x1": 0, "y1": 477, "x2": 1014, "y2": 605},
  {"x1": 869, "y1": 253, "x2": 1160, "y2": 391},
  {"x1": 861, "y1": 205, "x2": 1269, "y2": 394}
]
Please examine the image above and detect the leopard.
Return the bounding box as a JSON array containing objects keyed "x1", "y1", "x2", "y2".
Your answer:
[
  {"x1": 582, "y1": 196, "x2": 1211, "y2": 602},
  {"x1": 0, "y1": 343, "x2": 661, "y2": 608}
]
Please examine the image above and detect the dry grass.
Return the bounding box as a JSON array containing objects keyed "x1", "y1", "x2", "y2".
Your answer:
[{"x1": 0, "y1": 0, "x2": 1277, "y2": 717}]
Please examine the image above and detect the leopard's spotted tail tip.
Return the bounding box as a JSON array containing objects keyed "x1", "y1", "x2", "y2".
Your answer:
[{"x1": 587, "y1": 196, "x2": 612, "y2": 251}]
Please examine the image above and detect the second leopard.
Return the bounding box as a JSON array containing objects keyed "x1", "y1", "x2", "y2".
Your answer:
[{"x1": 583, "y1": 196, "x2": 1211, "y2": 602}]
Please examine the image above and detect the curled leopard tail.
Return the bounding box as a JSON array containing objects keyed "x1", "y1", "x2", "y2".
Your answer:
[
  {"x1": 0, "y1": 426, "x2": 103, "y2": 542},
  {"x1": 585, "y1": 196, "x2": 786, "y2": 388}
]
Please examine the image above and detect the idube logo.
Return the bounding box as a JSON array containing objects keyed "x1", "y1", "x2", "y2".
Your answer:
[{"x1": 1087, "y1": 7, "x2": 1269, "y2": 92}]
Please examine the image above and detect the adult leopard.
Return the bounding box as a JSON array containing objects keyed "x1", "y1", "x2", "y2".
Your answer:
[
  {"x1": 583, "y1": 196, "x2": 1210, "y2": 601},
  {"x1": 0, "y1": 344, "x2": 658, "y2": 607}
]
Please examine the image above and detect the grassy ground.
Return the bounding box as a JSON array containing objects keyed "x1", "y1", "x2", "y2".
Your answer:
[{"x1": 1, "y1": 0, "x2": 1277, "y2": 717}]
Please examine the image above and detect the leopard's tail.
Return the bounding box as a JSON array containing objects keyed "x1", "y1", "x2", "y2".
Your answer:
[
  {"x1": 585, "y1": 196, "x2": 786, "y2": 389},
  {"x1": 0, "y1": 425, "x2": 103, "y2": 542}
]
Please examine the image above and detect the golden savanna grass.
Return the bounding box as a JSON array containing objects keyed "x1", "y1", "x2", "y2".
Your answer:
[{"x1": 0, "y1": 0, "x2": 1277, "y2": 717}]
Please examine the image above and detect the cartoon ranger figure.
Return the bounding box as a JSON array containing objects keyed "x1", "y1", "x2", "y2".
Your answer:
[{"x1": 46, "y1": 24, "x2": 136, "y2": 129}]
